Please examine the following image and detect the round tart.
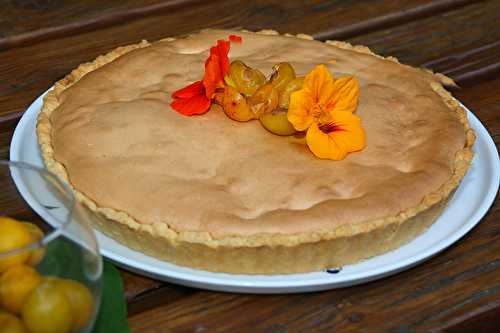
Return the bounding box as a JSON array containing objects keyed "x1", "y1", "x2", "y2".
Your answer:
[{"x1": 37, "y1": 29, "x2": 474, "y2": 274}]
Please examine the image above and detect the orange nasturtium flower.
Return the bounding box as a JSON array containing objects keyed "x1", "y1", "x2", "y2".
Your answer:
[
  {"x1": 171, "y1": 36, "x2": 241, "y2": 116},
  {"x1": 287, "y1": 64, "x2": 365, "y2": 160}
]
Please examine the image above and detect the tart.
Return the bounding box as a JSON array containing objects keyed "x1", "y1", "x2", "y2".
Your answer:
[{"x1": 37, "y1": 29, "x2": 474, "y2": 274}]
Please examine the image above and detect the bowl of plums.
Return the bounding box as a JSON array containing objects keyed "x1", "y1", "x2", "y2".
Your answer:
[{"x1": 0, "y1": 160, "x2": 102, "y2": 333}]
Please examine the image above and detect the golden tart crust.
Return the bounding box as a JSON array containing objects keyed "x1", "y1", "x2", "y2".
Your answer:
[{"x1": 37, "y1": 29, "x2": 474, "y2": 273}]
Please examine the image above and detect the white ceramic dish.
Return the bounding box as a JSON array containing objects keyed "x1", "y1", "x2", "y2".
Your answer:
[{"x1": 10, "y1": 90, "x2": 499, "y2": 293}]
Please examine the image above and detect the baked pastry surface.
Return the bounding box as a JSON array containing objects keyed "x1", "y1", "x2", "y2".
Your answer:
[{"x1": 37, "y1": 29, "x2": 474, "y2": 273}]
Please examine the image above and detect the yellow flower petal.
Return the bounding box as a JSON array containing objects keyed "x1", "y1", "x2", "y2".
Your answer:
[
  {"x1": 306, "y1": 122, "x2": 348, "y2": 160},
  {"x1": 328, "y1": 111, "x2": 366, "y2": 152},
  {"x1": 303, "y1": 64, "x2": 336, "y2": 106},
  {"x1": 289, "y1": 65, "x2": 365, "y2": 160},
  {"x1": 326, "y1": 76, "x2": 360, "y2": 113},
  {"x1": 306, "y1": 111, "x2": 366, "y2": 160},
  {"x1": 288, "y1": 89, "x2": 315, "y2": 131}
]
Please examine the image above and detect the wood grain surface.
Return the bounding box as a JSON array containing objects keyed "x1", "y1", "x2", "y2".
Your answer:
[
  {"x1": 0, "y1": 1, "x2": 499, "y2": 332},
  {"x1": 349, "y1": 0, "x2": 500, "y2": 84},
  {"x1": 0, "y1": 0, "x2": 477, "y2": 50}
]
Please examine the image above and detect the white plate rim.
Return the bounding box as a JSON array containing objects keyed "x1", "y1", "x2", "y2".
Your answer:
[{"x1": 9, "y1": 89, "x2": 500, "y2": 293}]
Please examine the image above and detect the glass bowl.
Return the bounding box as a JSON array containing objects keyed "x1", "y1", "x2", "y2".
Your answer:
[{"x1": 0, "y1": 160, "x2": 102, "y2": 333}]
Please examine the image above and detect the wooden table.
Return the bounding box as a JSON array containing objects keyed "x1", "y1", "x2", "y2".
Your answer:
[{"x1": 1, "y1": 1, "x2": 499, "y2": 332}]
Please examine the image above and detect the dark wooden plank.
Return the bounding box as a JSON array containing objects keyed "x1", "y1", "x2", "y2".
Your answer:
[
  {"x1": 121, "y1": 270, "x2": 195, "y2": 315},
  {"x1": 348, "y1": 0, "x2": 500, "y2": 83},
  {"x1": 314, "y1": 0, "x2": 479, "y2": 41},
  {"x1": 422, "y1": 39, "x2": 500, "y2": 87},
  {"x1": 0, "y1": 0, "x2": 190, "y2": 38},
  {"x1": 454, "y1": 76, "x2": 500, "y2": 140},
  {"x1": 0, "y1": 0, "x2": 201, "y2": 50},
  {"x1": 0, "y1": 0, "x2": 477, "y2": 50},
  {"x1": 122, "y1": 271, "x2": 164, "y2": 303},
  {"x1": 437, "y1": 300, "x2": 500, "y2": 333},
  {"x1": 0, "y1": 113, "x2": 21, "y2": 160}
]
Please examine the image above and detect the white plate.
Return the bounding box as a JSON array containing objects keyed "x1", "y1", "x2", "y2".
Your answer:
[{"x1": 10, "y1": 90, "x2": 499, "y2": 293}]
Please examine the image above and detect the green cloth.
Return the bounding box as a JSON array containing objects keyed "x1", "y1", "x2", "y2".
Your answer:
[{"x1": 92, "y1": 260, "x2": 131, "y2": 333}]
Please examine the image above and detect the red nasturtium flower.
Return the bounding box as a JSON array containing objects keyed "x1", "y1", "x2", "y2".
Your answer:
[
  {"x1": 171, "y1": 36, "x2": 242, "y2": 116},
  {"x1": 229, "y1": 34, "x2": 242, "y2": 43}
]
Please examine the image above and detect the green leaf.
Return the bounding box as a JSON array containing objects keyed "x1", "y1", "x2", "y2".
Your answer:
[
  {"x1": 92, "y1": 260, "x2": 131, "y2": 333},
  {"x1": 37, "y1": 238, "x2": 86, "y2": 282}
]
